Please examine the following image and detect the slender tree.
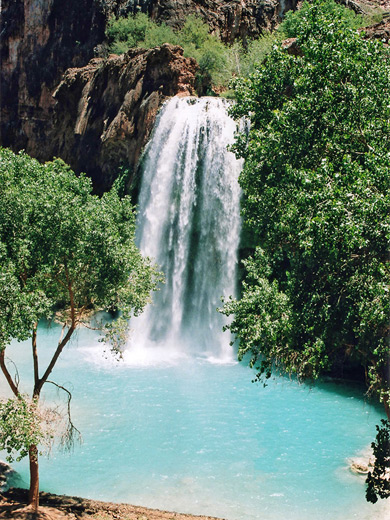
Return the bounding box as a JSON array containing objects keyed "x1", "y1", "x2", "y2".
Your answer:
[
  {"x1": 221, "y1": 1, "x2": 390, "y2": 502},
  {"x1": 0, "y1": 148, "x2": 161, "y2": 510}
]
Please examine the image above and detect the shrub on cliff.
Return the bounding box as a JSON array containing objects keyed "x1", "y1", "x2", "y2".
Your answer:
[
  {"x1": 106, "y1": 13, "x2": 232, "y2": 91},
  {"x1": 220, "y1": 0, "x2": 390, "y2": 503},
  {"x1": 279, "y1": 0, "x2": 385, "y2": 40},
  {"x1": 179, "y1": 16, "x2": 231, "y2": 90},
  {"x1": 279, "y1": 0, "x2": 367, "y2": 38},
  {"x1": 236, "y1": 33, "x2": 278, "y2": 78},
  {"x1": 106, "y1": 12, "x2": 177, "y2": 54},
  {"x1": 105, "y1": 3, "x2": 384, "y2": 93}
]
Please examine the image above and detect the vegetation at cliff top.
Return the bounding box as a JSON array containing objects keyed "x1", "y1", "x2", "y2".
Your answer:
[
  {"x1": 105, "y1": 4, "x2": 382, "y2": 92},
  {"x1": 280, "y1": 0, "x2": 383, "y2": 38},
  {"x1": 0, "y1": 148, "x2": 162, "y2": 509},
  {"x1": 106, "y1": 13, "x2": 243, "y2": 91},
  {"x1": 220, "y1": 0, "x2": 390, "y2": 503}
]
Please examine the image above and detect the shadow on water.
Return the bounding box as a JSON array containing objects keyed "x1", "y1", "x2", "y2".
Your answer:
[{"x1": 238, "y1": 350, "x2": 385, "y2": 417}]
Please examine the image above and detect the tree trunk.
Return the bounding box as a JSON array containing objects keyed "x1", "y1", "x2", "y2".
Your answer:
[
  {"x1": 28, "y1": 444, "x2": 39, "y2": 511},
  {"x1": 384, "y1": 352, "x2": 390, "y2": 422},
  {"x1": 384, "y1": 396, "x2": 390, "y2": 422}
]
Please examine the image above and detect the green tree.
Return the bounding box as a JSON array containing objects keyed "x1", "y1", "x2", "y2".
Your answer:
[
  {"x1": 0, "y1": 148, "x2": 161, "y2": 510},
  {"x1": 221, "y1": 0, "x2": 390, "y2": 502},
  {"x1": 278, "y1": 0, "x2": 383, "y2": 37}
]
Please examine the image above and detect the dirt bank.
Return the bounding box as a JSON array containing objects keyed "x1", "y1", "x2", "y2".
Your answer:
[{"x1": 0, "y1": 488, "x2": 225, "y2": 520}]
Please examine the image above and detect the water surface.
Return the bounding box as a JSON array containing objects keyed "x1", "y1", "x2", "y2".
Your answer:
[{"x1": 2, "y1": 325, "x2": 388, "y2": 520}]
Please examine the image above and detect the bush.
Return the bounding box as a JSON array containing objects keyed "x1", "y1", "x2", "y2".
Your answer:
[
  {"x1": 178, "y1": 15, "x2": 211, "y2": 49},
  {"x1": 279, "y1": 0, "x2": 381, "y2": 38},
  {"x1": 106, "y1": 12, "x2": 177, "y2": 52},
  {"x1": 142, "y1": 22, "x2": 178, "y2": 48},
  {"x1": 238, "y1": 33, "x2": 279, "y2": 77}
]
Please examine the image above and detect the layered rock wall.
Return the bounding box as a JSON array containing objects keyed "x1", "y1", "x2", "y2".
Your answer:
[
  {"x1": 0, "y1": 0, "x2": 295, "y2": 190},
  {"x1": 50, "y1": 45, "x2": 197, "y2": 192},
  {"x1": 149, "y1": 0, "x2": 297, "y2": 42},
  {"x1": 1, "y1": 0, "x2": 107, "y2": 155}
]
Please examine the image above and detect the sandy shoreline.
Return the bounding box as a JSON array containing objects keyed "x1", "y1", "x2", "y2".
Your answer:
[{"x1": 0, "y1": 488, "x2": 225, "y2": 520}]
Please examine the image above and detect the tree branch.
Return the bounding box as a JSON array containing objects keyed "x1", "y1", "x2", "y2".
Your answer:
[
  {"x1": 35, "y1": 326, "x2": 75, "y2": 396},
  {"x1": 35, "y1": 267, "x2": 77, "y2": 396},
  {"x1": 65, "y1": 265, "x2": 76, "y2": 327},
  {"x1": 46, "y1": 380, "x2": 82, "y2": 450},
  {"x1": 0, "y1": 350, "x2": 19, "y2": 397}
]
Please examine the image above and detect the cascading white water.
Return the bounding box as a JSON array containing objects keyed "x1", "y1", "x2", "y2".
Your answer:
[{"x1": 125, "y1": 96, "x2": 243, "y2": 365}]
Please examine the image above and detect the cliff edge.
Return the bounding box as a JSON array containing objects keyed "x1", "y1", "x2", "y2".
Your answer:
[{"x1": 0, "y1": 0, "x2": 294, "y2": 190}]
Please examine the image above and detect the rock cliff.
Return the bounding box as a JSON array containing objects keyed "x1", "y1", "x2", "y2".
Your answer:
[
  {"x1": 50, "y1": 45, "x2": 197, "y2": 193},
  {"x1": 148, "y1": 0, "x2": 296, "y2": 42},
  {"x1": 362, "y1": 18, "x2": 390, "y2": 42},
  {"x1": 1, "y1": 0, "x2": 106, "y2": 155},
  {"x1": 0, "y1": 0, "x2": 294, "y2": 190}
]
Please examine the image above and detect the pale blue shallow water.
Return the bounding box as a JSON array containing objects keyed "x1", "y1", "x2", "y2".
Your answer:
[{"x1": 2, "y1": 323, "x2": 389, "y2": 520}]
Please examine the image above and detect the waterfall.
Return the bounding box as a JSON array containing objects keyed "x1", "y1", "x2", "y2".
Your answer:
[{"x1": 125, "y1": 96, "x2": 243, "y2": 365}]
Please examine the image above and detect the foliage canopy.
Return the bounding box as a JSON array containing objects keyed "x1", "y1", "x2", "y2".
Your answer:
[
  {"x1": 220, "y1": 0, "x2": 390, "y2": 502},
  {"x1": 0, "y1": 148, "x2": 161, "y2": 506}
]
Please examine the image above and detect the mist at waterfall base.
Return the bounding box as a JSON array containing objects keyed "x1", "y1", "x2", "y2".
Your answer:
[{"x1": 2, "y1": 98, "x2": 388, "y2": 520}]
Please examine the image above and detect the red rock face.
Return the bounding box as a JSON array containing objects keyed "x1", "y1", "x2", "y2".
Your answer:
[
  {"x1": 361, "y1": 19, "x2": 390, "y2": 43},
  {"x1": 0, "y1": 0, "x2": 295, "y2": 190},
  {"x1": 1, "y1": 0, "x2": 106, "y2": 158},
  {"x1": 50, "y1": 45, "x2": 197, "y2": 193}
]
